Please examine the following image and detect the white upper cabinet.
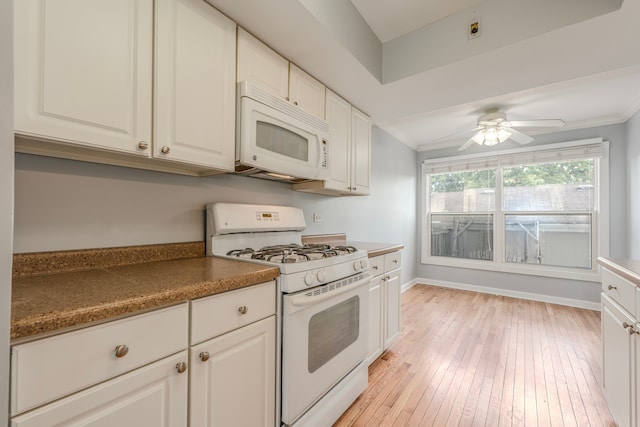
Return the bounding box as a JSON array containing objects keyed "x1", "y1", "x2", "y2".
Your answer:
[
  {"x1": 14, "y1": 0, "x2": 236, "y2": 175},
  {"x1": 236, "y1": 27, "x2": 325, "y2": 119},
  {"x1": 155, "y1": 0, "x2": 236, "y2": 170},
  {"x1": 236, "y1": 27, "x2": 289, "y2": 100},
  {"x1": 14, "y1": 0, "x2": 153, "y2": 155},
  {"x1": 288, "y1": 64, "x2": 326, "y2": 119},
  {"x1": 351, "y1": 106, "x2": 372, "y2": 194},
  {"x1": 293, "y1": 89, "x2": 371, "y2": 196}
]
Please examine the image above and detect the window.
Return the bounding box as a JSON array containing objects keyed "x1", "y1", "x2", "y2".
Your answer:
[{"x1": 422, "y1": 139, "x2": 609, "y2": 281}]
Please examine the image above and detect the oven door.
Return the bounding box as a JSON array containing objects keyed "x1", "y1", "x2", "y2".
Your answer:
[{"x1": 281, "y1": 272, "x2": 370, "y2": 425}]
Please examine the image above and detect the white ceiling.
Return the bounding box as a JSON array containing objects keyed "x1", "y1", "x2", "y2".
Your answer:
[{"x1": 207, "y1": 0, "x2": 640, "y2": 151}]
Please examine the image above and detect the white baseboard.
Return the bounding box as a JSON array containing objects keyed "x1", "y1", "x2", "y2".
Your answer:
[{"x1": 404, "y1": 277, "x2": 601, "y2": 311}]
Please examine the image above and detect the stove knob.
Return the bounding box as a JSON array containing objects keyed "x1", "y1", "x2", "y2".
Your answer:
[
  {"x1": 304, "y1": 272, "x2": 315, "y2": 286},
  {"x1": 353, "y1": 259, "x2": 368, "y2": 271},
  {"x1": 316, "y1": 270, "x2": 326, "y2": 283}
]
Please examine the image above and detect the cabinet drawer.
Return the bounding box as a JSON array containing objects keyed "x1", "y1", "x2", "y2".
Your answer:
[
  {"x1": 369, "y1": 255, "x2": 384, "y2": 277},
  {"x1": 11, "y1": 303, "x2": 188, "y2": 415},
  {"x1": 190, "y1": 281, "x2": 276, "y2": 345},
  {"x1": 384, "y1": 251, "x2": 401, "y2": 272},
  {"x1": 602, "y1": 268, "x2": 636, "y2": 314}
]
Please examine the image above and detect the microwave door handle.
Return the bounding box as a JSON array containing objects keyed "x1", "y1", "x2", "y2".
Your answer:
[{"x1": 289, "y1": 274, "x2": 371, "y2": 307}]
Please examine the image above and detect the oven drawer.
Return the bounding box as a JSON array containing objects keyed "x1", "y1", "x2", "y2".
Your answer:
[
  {"x1": 11, "y1": 303, "x2": 188, "y2": 415},
  {"x1": 190, "y1": 281, "x2": 276, "y2": 345}
]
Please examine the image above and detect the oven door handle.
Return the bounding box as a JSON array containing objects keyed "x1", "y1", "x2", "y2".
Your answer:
[{"x1": 289, "y1": 275, "x2": 371, "y2": 307}]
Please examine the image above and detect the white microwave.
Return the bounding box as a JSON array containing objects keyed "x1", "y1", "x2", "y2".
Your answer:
[{"x1": 235, "y1": 81, "x2": 330, "y2": 183}]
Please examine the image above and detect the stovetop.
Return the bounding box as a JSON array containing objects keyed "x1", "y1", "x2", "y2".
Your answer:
[{"x1": 205, "y1": 202, "x2": 370, "y2": 292}]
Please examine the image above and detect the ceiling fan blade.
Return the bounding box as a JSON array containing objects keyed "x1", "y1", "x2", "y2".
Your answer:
[
  {"x1": 508, "y1": 128, "x2": 535, "y2": 145},
  {"x1": 430, "y1": 126, "x2": 482, "y2": 144},
  {"x1": 457, "y1": 137, "x2": 476, "y2": 151},
  {"x1": 509, "y1": 119, "x2": 565, "y2": 128}
]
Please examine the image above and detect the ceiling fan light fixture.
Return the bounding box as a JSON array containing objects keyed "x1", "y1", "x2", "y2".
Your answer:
[{"x1": 471, "y1": 126, "x2": 512, "y2": 146}]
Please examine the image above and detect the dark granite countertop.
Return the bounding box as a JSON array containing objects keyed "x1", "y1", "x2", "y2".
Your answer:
[{"x1": 11, "y1": 243, "x2": 279, "y2": 342}]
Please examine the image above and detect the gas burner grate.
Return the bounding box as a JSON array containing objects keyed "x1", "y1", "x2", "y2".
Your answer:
[{"x1": 226, "y1": 243, "x2": 359, "y2": 263}]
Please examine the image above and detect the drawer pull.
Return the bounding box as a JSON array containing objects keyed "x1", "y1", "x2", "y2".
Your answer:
[
  {"x1": 114, "y1": 345, "x2": 129, "y2": 358},
  {"x1": 238, "y1": 305, "x2": 248, "y2": 315},
  {"x1": 393, "y1": 259, "x2": 398, "y2": 263},
  {"x1": 372, "y1": 265, "x2": 378, "y2": 270},
  {"x1": 623, "y1": 322, "x2": 634, "y2": 330},
  {"x1": 608, "y1": 285, "x2": 617, "y2": 290},
  {"x1": 176, "y1": 362, "x2": 187, "y2": 374},
  {"x1": 199, "y1": 352, "x2": 210, "y2": 362}
]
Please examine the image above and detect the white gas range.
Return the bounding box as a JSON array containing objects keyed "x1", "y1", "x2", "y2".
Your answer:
[{"x1": 206, "y1": 203, "x2": 370, "y2": 427}]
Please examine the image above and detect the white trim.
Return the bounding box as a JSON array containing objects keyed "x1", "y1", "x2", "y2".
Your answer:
[
  {"x1": 422, "y1": 137, "x2": 605, "y2": 167},
  {"x1": 421, "y1": 255, "x2": 601, "y2": 282},
  {"x1": 412, "y1": 279, "x2": 601, "y2": 311},
  {"x1": 401, "y1": 278, "x2": 419, "y2": 293}
]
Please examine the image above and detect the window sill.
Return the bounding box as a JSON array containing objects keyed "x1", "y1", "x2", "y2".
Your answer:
[{"x1": 421, "y1": 256, "x2": 601, "y2": 282}]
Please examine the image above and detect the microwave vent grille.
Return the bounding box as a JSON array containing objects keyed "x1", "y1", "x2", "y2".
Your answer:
[{"x1": 240, "y1": 81, "x2": 329, "y2": 133}]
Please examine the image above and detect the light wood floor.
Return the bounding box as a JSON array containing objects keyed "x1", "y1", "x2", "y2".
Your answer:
[{"x1": 334, "y1": 285, "x2": 615, "y2": 427}]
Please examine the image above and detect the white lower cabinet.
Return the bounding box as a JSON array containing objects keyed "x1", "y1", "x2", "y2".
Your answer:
[
  {"x1": 10, "y1": 281, "x2": 278, "y2": 426},
  {"x1": 189, "y1": 281, "x2": 277, "y2": 427},
  {"x1": 11, "y1": 351, "x2": 189, "y2": 427},
  {"x1": 189, "y1": 317, "x2": 276, "y2": 427},
  {"x1": 366, "y1": 251, "x2": 401, "y2": 365},
  {"x1": 10, "y1": 303, "x2": 190, "y2": 425},
  {"x1": 601, "y1": 267, "x2": 640, "y2": 427}
]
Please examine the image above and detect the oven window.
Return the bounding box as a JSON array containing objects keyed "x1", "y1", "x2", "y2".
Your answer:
[
  {"x1": 308, "y1": 296, "x2": 360, "y2": 373},
  {"x1": 256, "y1": 121, "x2": 309, "y2": 161}
]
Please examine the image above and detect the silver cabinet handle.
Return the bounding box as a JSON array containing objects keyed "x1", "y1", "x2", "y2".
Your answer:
[
  {"x1": 608, "y1": 285, "x2": 617, "y2": 290},
  {"x1": 176, "y1": 362, "x2": 187, "y2": 374},
  {"x1": 238, "y1": 306, "x2": 248, "y2": 315},
  {"x1": 161, "y1": 146, "x2": 170, "y2": 154},
  {"x1": 199, "y1": 352, "x2": 210, "y2": 362},
  {"x1": 138, "y1": 141, "x2": 148, "y2": 150},
  {"x1": 114, "y1": 345, "x2": 129, "y2": 358}
]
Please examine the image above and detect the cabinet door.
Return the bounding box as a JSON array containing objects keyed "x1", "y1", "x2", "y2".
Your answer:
[
  {"x1": 236, "y1": 27, "x2": 289, "y2": 99},
  {"x1": 602, "y1": 294, "x2": 634, "y2": 427},
  {"x1": 11, "y1": 351, "x2": 188, "y2": 427},
  {"x1": 384, "y1": 269, "x2": 401, "y2": 349},
  {"x1": 366, "y1": 274, "x2": 384, "y2": 365},
  {"x1": 324, "y1": 89, "x2": 352, "y2": 192},
  {"x1": 155, "y1": 0, "x2": 235, "y2": 170},
  {"x1": 350, "y1": 107, "x2": 371, "y2": 195},
  {"x1": 14, "y1": 0, "x2": 153, "y2": 155},
  {"x1": 190, "y1": 316, "x2": 276, "y2": 427},
  {"x1": 289, "y1": 64, "x2": 326, "y2": 119}
]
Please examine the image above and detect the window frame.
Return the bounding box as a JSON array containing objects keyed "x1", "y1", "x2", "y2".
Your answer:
[{"x1": 421, "y1": 138, "x2": 609, "y2": 282}]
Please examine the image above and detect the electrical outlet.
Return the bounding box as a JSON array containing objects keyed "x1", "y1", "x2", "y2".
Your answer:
[
  {"x1": 313, "y1": 213, "x2": 323, "y2": 222},
  {"x1": 468, "y1": 17, "x2": 480, "y2": 39}
]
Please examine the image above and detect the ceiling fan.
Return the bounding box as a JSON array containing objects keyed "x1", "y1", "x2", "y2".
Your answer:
[{"x1": 457, "y1": 109, "x2": 565, "y2": 151}]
